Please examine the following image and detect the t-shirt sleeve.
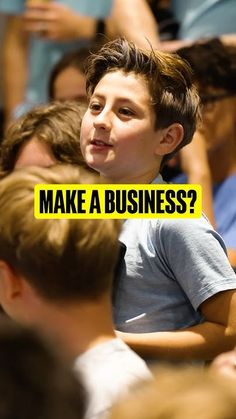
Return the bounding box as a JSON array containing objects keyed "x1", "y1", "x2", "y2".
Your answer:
[
  {"x1": 157, "y1": 215, "x2": 236, "y2": 310},
  {"x1": 0, "y1": 0, "x2": 24, "y2": 14},
  {"x1": 62, "y1": 0, "x2": 113, "y2": 17},
  {"x1": 0, "y1": 0, "x2": 113, "y2": 17}
]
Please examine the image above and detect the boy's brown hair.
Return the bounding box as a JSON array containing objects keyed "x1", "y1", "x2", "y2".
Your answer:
[
  {"x1": 0, "y1": 165, "x2": 120, "y2": 301},
  {"x1": 85, "y1": 38, "x2": 200, "y2": 163},
  {"x1": 0, "y1": 101, "x2": 87, "y2": 172}
]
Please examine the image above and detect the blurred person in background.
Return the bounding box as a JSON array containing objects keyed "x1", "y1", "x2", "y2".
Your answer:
[
  {"x1": 167, "y1": 39, "x2": 236, "y2": 269},
  {"x1": 0, "y1": 164, "x2": 151, "y2": 419},
  {"x1": 170, "y1": 0, "x2": 236, "y2": 43},
  {"x1": 149, "y1": 0, "x2": 236, "y2": 52},
  {"x1": 110, "y1": 365, "x2": 236, "y2": 419},
  {"x1": 48, "y1": 44, "x2": 100, "y2": 104},
  {"x1": 0, "y1": 317, "x2": 86, "y2": 419},
  {"x1": 0, "y1": 14, "x2": 7, "y2": 137},
  {"x1": 0, "y1": 101, "x2": 88, "y2": 171},
  {"x1": 0, "y1": 0, "x2": 159, "y2": 127}
]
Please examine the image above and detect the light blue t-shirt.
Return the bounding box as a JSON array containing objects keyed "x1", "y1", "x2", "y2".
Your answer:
[
  {"x1": 114, "y1": 215, "x2": 236, "y2": 333},
  {"x1": 113, "y1": 175, "x2": 236, "y2": 333},
  {"x1": 171, "y1": 0, "x2": 236, "y2": 40},
  {"x1": 0, "y1": 0, "x2": 113, "y2": 115}
]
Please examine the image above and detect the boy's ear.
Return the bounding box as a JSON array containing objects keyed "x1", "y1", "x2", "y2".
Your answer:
[
  {"x1": 0, "y1": 261, "x2": 22, "y2": 306},
  {"x1": 154, "y1": 123, "x2": 184, "y2": 156}
]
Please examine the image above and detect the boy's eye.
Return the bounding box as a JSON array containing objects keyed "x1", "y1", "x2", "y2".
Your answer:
[
  {"x1": 89, "y1": 102, "x2": 102, "y2": 112},
  {"x1": 119, "y1": 107, "x2": 135, "y2": 117}
]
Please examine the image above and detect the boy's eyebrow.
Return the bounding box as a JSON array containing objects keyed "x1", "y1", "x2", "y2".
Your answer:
[{"x1": 91, "y1": 93, "x2": 147, "y2": 111}]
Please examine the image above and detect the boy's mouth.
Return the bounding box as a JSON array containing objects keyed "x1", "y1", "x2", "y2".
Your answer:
[{"x1": 90, "y1": 139, "x2": 113, "y2": 147}]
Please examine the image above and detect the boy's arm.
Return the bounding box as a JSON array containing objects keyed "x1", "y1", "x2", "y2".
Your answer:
[
  {"x1": 117, "y1": 289, "x2": 236, "y2": 361},
  {"x1": 159, "y1": 34, "x2": 236, "y2": 53},
  {"x1": 3, "y1": 15, "x2": 29, "y2": 128},
  {"x1": 25, "y1": 0, "x2": 160, "y2": 47},
  {"x1": 178, "y1": 132, "x2": 236, "y2": 266},
  {"x1": 227, "y1": 250, "x2": 236, "y2": 269},
  {"x1": 179, "y1": 132, "x2": 236, "y2": 267},
  {"x1": 106, "y1": 0, "x2": 160, "y2": 48},
  {"x1": 23, "y1": 2, "x2": 97, "y2": 41},
  {"x1": 220, "y1": 34, "x2": 236, "y2": 46},
  {"x1": 178, "y1": 132, "x2": 216, "y2": 228}
]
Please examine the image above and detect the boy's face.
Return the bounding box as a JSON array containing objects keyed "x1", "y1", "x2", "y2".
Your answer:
[{"x1": 80, "y1": 70, "x2": 164, "y2": 183}]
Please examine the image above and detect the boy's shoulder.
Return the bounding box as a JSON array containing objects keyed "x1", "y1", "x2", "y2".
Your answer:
[
  {"x1": 121, "y1": 215, "x2": 228, "y2": 259},
  {"x1": 154, "y1": 215, "x2": 226, "y2": 249},
  {"x1": 134, "y1": 214, "x2": 213, "y2": 236},
  {"x1": 156, "y1": 213, "x2": 211, "y2": 234}
]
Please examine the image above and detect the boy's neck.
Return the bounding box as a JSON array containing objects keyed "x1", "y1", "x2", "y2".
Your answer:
[
  {"x1": 100, "y1": 168, "x2": 160, "y2": 184},
  {"x1": 23, "y1": 292, "x2": 116, "y2": 362}
]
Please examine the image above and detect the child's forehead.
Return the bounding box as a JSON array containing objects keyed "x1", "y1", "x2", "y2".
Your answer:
[{"x1": 94, "y1": 70, "x2": 150, "y2": 94}]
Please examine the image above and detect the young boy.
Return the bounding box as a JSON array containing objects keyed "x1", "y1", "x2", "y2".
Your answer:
[
  {"x1": 80, "y1": 38, "x2": 236, "y2": 362},
  {"x1": 0, "y1": 164, "x2": 151, "y2": 419}
]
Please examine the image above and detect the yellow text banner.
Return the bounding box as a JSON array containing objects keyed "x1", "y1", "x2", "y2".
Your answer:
[{"x1": 34, "y1": 184, "x2": 202, "y2": 219}]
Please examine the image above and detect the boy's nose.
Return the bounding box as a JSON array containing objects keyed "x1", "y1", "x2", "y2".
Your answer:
[{"x1": 93, "y1": 111, "x2": 111, "y2": 131}]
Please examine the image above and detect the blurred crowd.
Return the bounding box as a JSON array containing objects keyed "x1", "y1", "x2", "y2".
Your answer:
[{"x1": 0, "y1": 1, "x2": 236, "y2": 419}]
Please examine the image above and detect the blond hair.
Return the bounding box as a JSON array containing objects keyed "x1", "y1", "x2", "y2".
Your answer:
[{"x1": 0, "y1": 165, "x2": 120, "y2": 300}]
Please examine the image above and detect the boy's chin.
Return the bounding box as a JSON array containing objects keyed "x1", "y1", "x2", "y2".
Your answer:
[
  {"x1": 85, "y1": 160, "x2": 101, "y2": 173},
  {"x1": 85, "y1": 155, "x2": 106, "y2": 172}
]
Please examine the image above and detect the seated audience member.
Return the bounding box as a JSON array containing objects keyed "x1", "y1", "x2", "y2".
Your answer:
[
  {"x1": 171, "y1": 39, "x2": 236, "y2": 268},
  {"x1": 80, "y1": 38, "x2": 236, "y2": 363},
  {"x1": 48, "y1": 45, "x2": 100, "y2": 104},
  {"x1": 0, "y1": 317, "x2": 86, "y2": 419},
  {"x1": 111, "y1": 366, "x2": 236, "y2": 419},
  {"x1": 0, "y1": 164, "x2": 151, "y2": 419},
  {"x1": 0, "y1": 101, "x2": 88, "y2": 171}
]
